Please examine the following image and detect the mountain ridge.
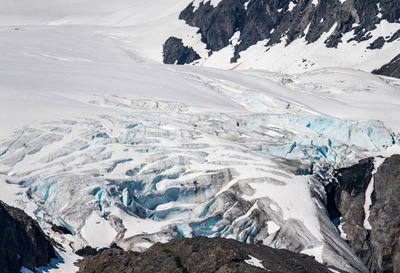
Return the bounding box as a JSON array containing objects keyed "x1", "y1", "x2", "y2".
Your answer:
[{"x1": 163, "y1": 0, "x2": 400, "y2": 76}]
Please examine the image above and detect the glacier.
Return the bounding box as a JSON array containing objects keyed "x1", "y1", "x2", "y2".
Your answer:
[
  {"x1": 0, "y1": 2, "x2": 399, "y2": 272},
  {"x1": 0, "y1": 106, "x2": 396, "y2": 272}
]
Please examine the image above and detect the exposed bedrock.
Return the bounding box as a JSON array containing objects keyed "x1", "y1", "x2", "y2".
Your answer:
[
  {"x1": 163, "y1": 37, "x2": 201, "y2": 65},
  {"x1": 77, "y1": 236, "x2": 332, "y2": 273},
  {"x1": 0, "y1": 201, "x2": 57, "y2": 273},
  {"x1": 163, "y1": 0, "x2": 400, "y2": 64},
  {"x1": 373, "y1": 53, "x2": 400, "y2": 79},
  {"x1": 328, "y1": 155, "x2": 400, "y2": 273}
]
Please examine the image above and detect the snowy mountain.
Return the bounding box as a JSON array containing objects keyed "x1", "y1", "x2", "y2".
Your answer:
[
  {"x1": 0, "y1": 1, "x2": 400, "y2": 273},
  {"x1": 163, "y1": 0, "x2": 400, "y2": 76}
]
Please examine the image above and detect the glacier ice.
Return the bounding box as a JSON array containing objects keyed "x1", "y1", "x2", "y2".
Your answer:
[{"x1": 0, "y1": 109, "x2": 394, "y2": 273}]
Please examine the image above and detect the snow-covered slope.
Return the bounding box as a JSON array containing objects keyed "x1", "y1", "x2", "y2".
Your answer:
[
  {"x1": 165, "y1": 0, "x2": 400, "y2": 75},
  {"x1": 0, "y1": 0, "x2": 199, "y2": 62},
  {"x1": 2, "y1": 0, "x2": 399, "y2": 74},
  {"x1": 0, "y1": 1, "x2": 400, "y2": 273}
]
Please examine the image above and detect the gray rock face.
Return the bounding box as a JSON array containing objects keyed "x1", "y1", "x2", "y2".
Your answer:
[
  {"x1": 163, "y1": 37, "x2": 200, "y2": 65},
  {"x1": 331, "y1": 158, "x2": 374, "y2": 266},
  {"x1": 373, "y1": 53, "x2": 400, "y2": 79},
  {"x1": 164, "y1": 0, "x2": 400, "y2": 64},
  {"x1": 0, "y1": 201, "x2": 56, "y2": 273},
  {"x1": 179, "y1": 0, "x2": 245, "y2": 54},
  {"x1": 369, "y1": 155, "x2": 400, "y2": 273},
  {"x1": 77, "y1": 236, "x2": 332, "y2": 273},
  {"x1": 330, "y1": 155, "x2": 400, "y2": 273}
]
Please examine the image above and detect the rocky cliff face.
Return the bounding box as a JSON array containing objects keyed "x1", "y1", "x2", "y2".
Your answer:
[
  {"x1": 329, "y1": 155, "x2": 400, "y2": 273},
  {"x1": 163, "y1": 0, "x2": 400, "y2": 75},
  {"x1": 330, "y1": 158, "x2": 375, "y2": 266},
  {"x1": 77, "y1": 236, "x2": 332, "y2": 273},
  {"x1": 0, "y1": 201, "x2": 56, "y2": 273},
  {"x1": 373, "y1": 53, "x2": 400, "y2": 79},
  {"x1": 369, "y1": 155, "x2": 400, "y2": 273}
]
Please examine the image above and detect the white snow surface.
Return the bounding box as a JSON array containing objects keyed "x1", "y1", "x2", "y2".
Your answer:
[
  {"x1": 0, "y1": 1, "x2": 399, "y2": 273},
  {"x1": 302, "y1": 245, "x2": 324, "y2": 263},
  {"x1": 192, "y1": 0, "x2": 223, "y2": 10},
  {"x1": 245, "y1": 255, "x2": 266, "y2": 270},
  {"x1": 0, "y1": 0, "x2": 398, "y2": 73},
  {"x1": 81, "y1": 212, "x2": 118, "y2": 248},
  {"x1": 266, "y1": 220, "x2": 280, "y2": 234},
  {"x1": 202, "y1": 19, "x2": 400, "y2": 74}
]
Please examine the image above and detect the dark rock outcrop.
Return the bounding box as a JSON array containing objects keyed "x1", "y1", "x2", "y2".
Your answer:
[
  {"x1": 368, "y1": 155, "x2": 400, "y2": 273},
  {"x1": 329, "y1": 155, "x2": 400, "y2": 273},
  {"x1": 76, "y1": 246, "x2": 99, "y2": 257},
  {"x1": 330, "y1": 158, "x2": 374, "y2": 265},
  {"x1": 77, "y1": 236, "x2": 331, "y2": 273},
  {"x1": 367, "y1": 36, "x2": 385, "y2": 50},
  {"x1": 0, "y1": 201, "x2": 56, "y2": 273},
  {"x1": 388, "y1": 29, "x2": 400, "y2": 43},
  {"x1": 179, "y1": 0, "x2": 245, "y2": 53},
  {"x1": 51, "y1": 224, "x2": 73, "y2": 235},
  {"x1": 163, "y1": 37, "x2": 201, "y2": 65},
  {"x1": 372, "y1": 53, "x2": 400, "y2": 79}
]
